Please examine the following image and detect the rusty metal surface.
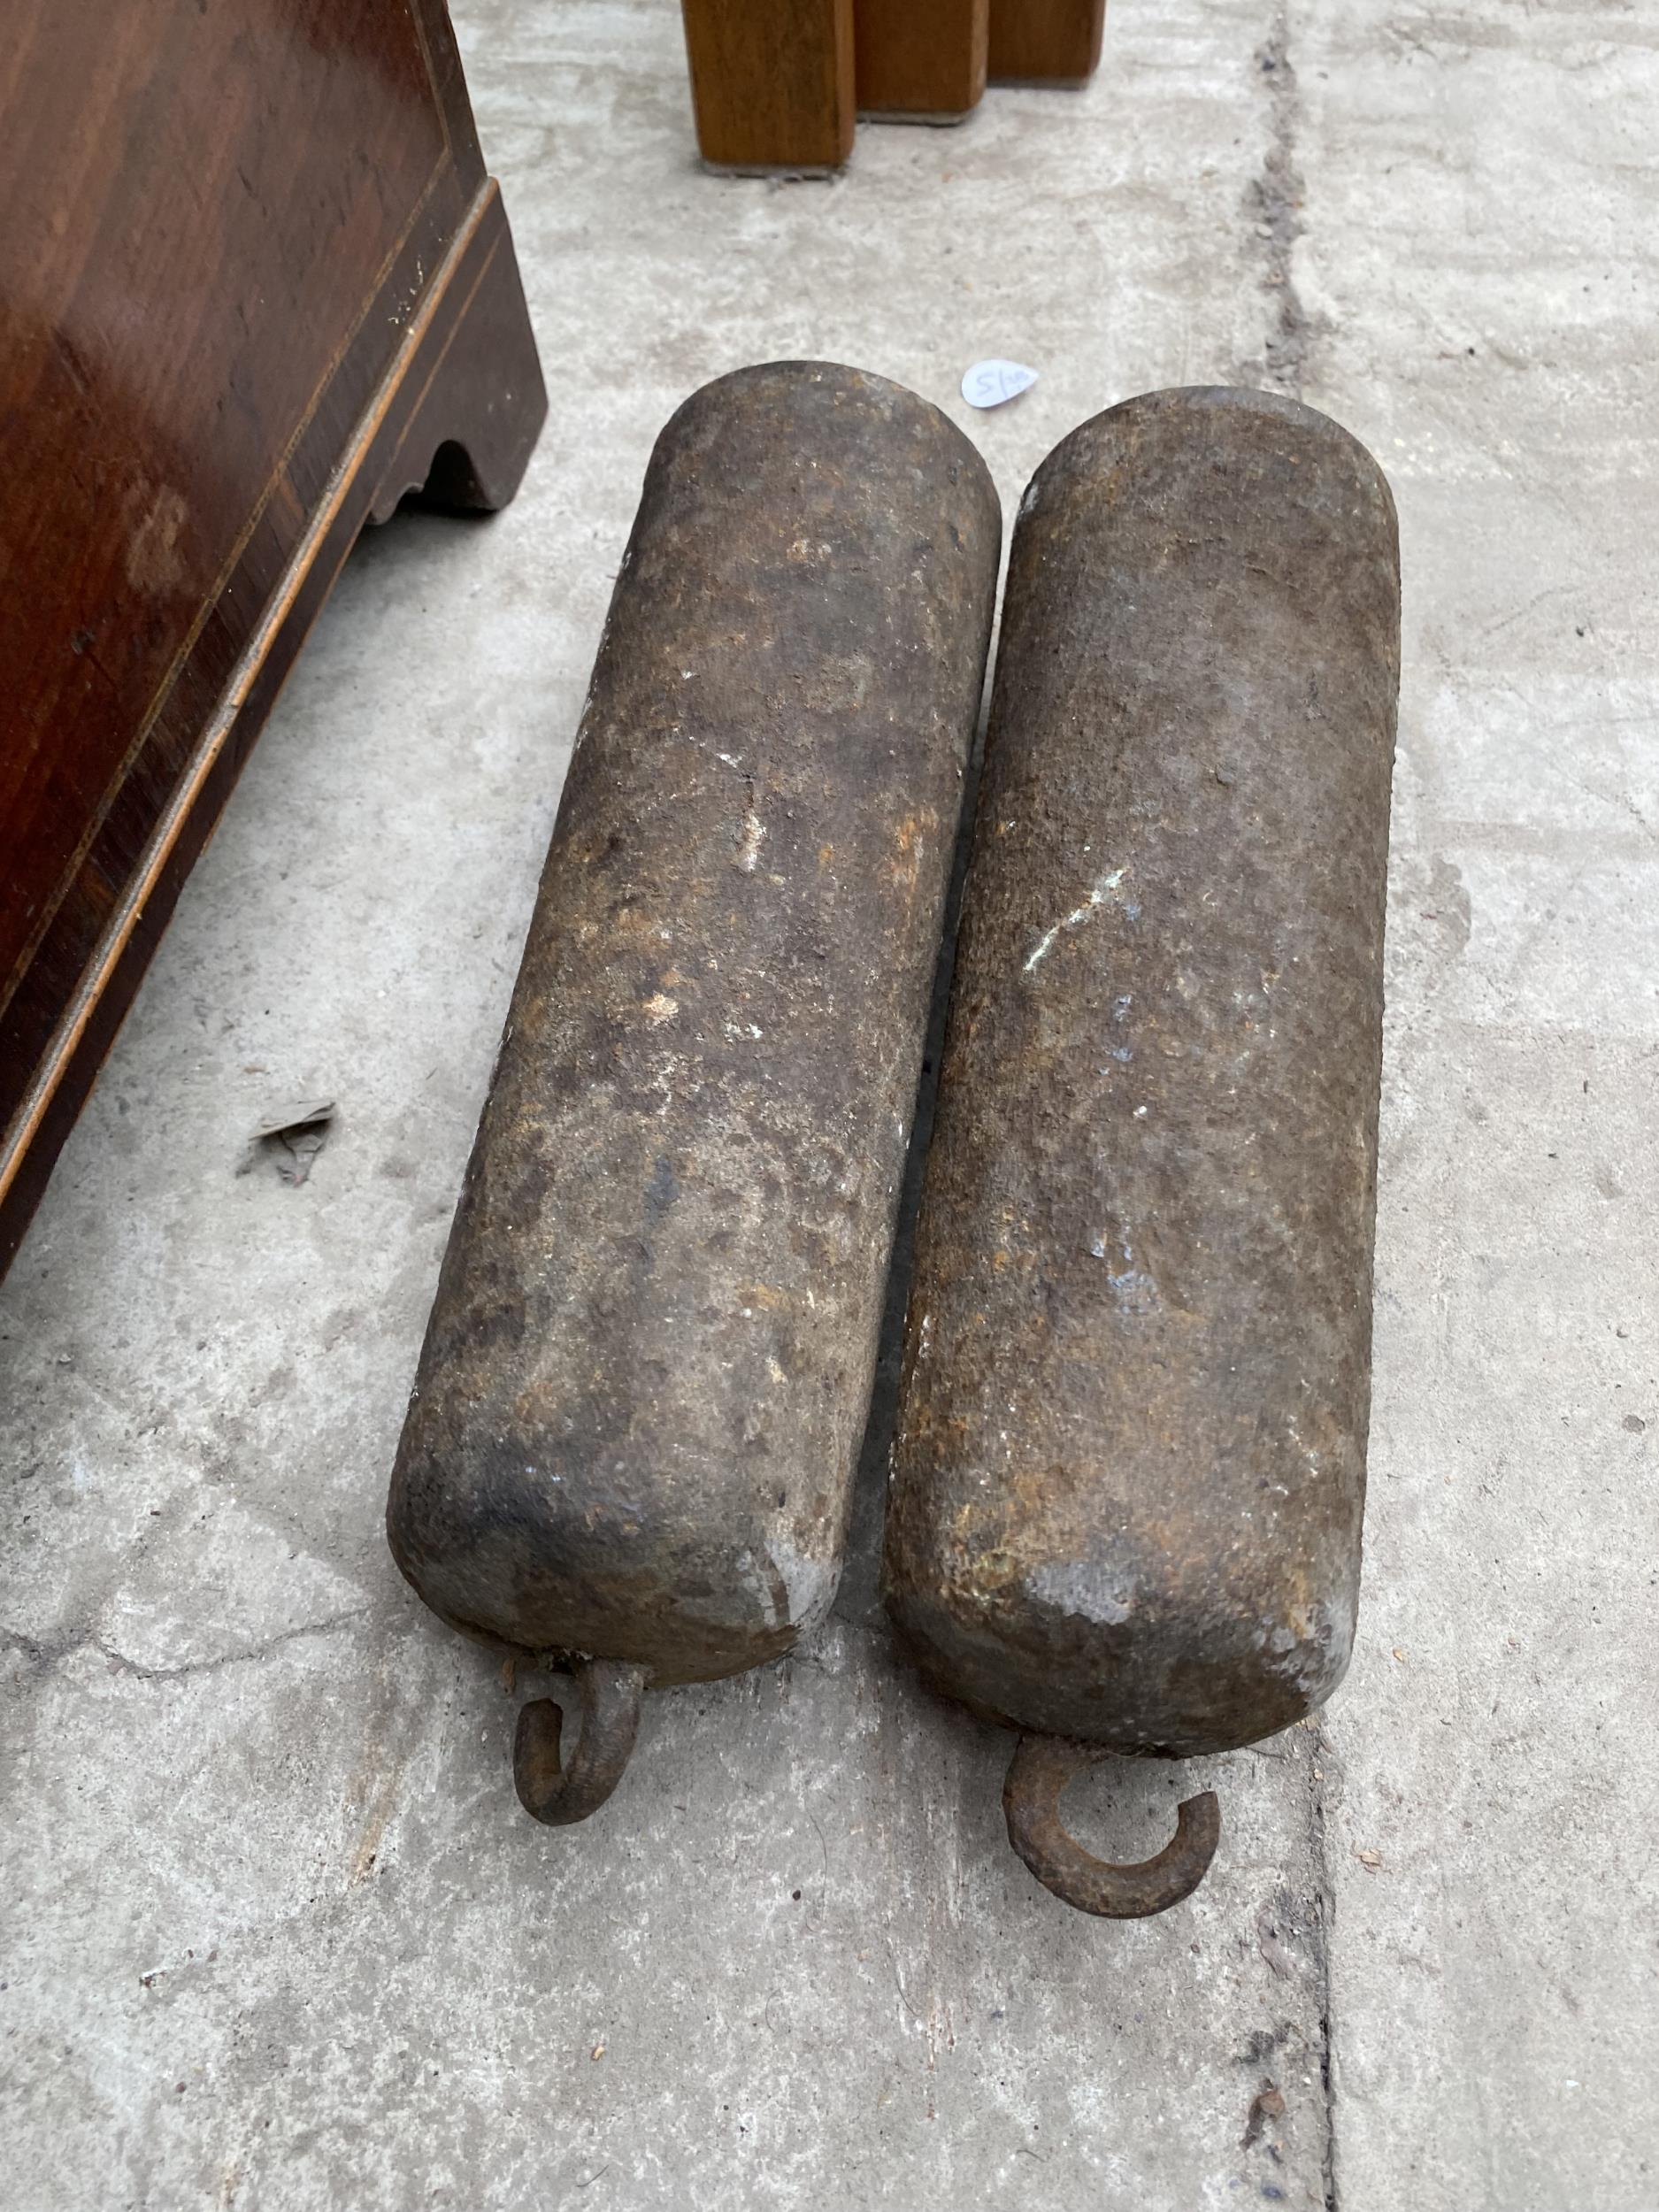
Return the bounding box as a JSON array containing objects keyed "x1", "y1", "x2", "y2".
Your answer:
[
  {"x1": 513, "y1": 1658, "x2": 649, "y2": 1825},
  {"x1": 388, "y1": 363, "x2": 1001, "y2": 1811},
  {"x1": 883, "y1": 386, "x2": 1400, "y2": 1786},
  {"x1": 1002, "y1": 1735, "x2": 1221, "y2": 1918}
]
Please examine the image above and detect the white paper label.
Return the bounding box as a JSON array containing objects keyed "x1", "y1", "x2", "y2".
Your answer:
[{"x1": 961, "y1": 358, "x2": 1039, "y2": 409}]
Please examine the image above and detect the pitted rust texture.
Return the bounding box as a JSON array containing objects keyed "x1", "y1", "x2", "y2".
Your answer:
[
  {"x1": 883, "y1": 385, "x2": 1400, "y2": 1763},
  {"x1": 1002, "y1": 1736, "x2": 1221, "y2": 1918},
  {"x1": 388, "y1": 363, "x2": 1001, "y2": 1710},
  {"x1": 514, "y1": 1659, "x2": 647, "y2": 1825}
]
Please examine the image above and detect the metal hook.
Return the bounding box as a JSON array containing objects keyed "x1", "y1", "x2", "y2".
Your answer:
[
  {"x1": 513, "y1": 1657, "x2": 648, "y2": 1825},
  {"x1": 1002, "y1": 1732, "x2": 1221, "y2": 1917}
]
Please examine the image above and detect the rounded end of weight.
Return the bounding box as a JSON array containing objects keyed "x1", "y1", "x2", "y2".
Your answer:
[
  {"x1": 513, "y1": 1657, "x2": 648, "y2": 1826},
  {"x1": 1002, "y1": 1734, "x2": 1220, "y2": 1918}
]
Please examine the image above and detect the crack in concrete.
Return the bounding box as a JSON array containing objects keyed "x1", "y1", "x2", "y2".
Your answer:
[
  {"x1": 1238, "y1": 27, "x2": 1345, "y2": 2155},
  {"x1": 1305, "y1": 1718, "x2": 1342, "y2": 2211},
  {"x1": 1247, "y1": 5, "x2": 1329, "y2": 397},
  {"x1": 2, "y1": 1604, "x2": 371, "y2": 1686}
]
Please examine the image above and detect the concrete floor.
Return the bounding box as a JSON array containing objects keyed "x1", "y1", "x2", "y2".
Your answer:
[{"x1": 4, "y1": 1, "x2": 1656, "y2": 2205}]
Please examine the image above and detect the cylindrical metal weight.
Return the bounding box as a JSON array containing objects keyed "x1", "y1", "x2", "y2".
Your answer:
[
  {"x1": 388, "y1": 362, "x2": 1001, "y2": 1824},
  {"x1": 882, "y1": 386, "x2": 1399, "y2": 1913}
]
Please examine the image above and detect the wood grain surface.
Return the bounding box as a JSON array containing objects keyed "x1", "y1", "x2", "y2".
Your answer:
[
  {"x1": 988, "y1": 0, "x2": 1106, "y2": 85},
  {"x1": 679, "y1": 0, "x2": 856, "y2": 170},
  {"x1": 856, "y1": 0, "x2": 988, "y2": 119},
  {"x1": 0, "y1": 0, "x2": 546, "y2": 1276}
]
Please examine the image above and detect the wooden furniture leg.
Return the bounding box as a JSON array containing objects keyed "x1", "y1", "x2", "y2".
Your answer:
[
  {"x1": 367, "y1": 194, "x2": 546, "y2": 525},
  {"x1": 855, "y1": 0, "x2": 988, "y2": 122},
  {"x1": 988, "y1": 0, "x2": 1107, "y2": 85},
  {"x1": 680, "y1": 0, "x2": 856, "y2": 172}
]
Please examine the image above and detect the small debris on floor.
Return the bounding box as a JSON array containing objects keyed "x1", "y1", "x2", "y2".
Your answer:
[
  {"x1": 238, "y1": 1099, "x2": 336, "y2": 1185},
  {"x1": 1241, "y1": 2080, "x2": 1286, "y2": 2147}
]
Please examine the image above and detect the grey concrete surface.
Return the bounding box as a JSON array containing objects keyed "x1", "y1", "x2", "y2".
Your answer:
[{"x1": 3, "y1": 2, "x2": 1655, "y2": 2206}]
